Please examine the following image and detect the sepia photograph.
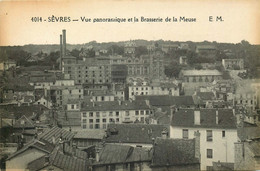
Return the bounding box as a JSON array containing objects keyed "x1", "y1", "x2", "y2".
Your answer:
[{"x1": 0, "y1": 0, "x2": 260, "y2": 170}]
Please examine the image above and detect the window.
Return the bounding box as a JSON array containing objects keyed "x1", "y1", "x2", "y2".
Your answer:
[
  {"x1": 140, "y1": 111, "x2": 144, "y2": 115},
  {"x1": 89, "y1": 124, "x2": 93, "y2": 129},
  {"x1": 82, "y1": 113, "x2": 86, "y2": 117},
  {"x1": 135, "y1": 111, "x2": 139, "y2": 115},
  {"x1": 95, "y1": 124, "x2": 100, "y2": 129},
  {"x1": 96, "y1": 119, "x2": 100, "y2": 123},
  {"x1": 82, "y1": 124, "x2": 86, "y2": 129},
  {"x1": 146, "y1": 110, "x2": 150, "y2": 115},
  {"x1": 206, "y1": 130, "x2": 213, "y2": 141},
  {"x1": 182, "y1": 129, "x2": 189, "y2": 139},
  {"x1": 96, "y1": 112, "x2": 100, "y2": 117},
  {"x1": 116, "y1": 111, "x2": 119, "y2": 116},
  {"x1": 116, "y1": 118, "x2": 119, "y2": 122},
  {"x1": 82, "y1": 119, "x2": 87, "y2": 123},
  {"x1": 109, "y1": 112, "x2": 113, "y2": 116},
  {"x1": 89, "y1": 112, "x2": 93, "y2": 117},
  {"x1": 222, "y1": 131, "x2": 225, "y2": 138},
  {"x1": 89, "y1": 119, "x2": 93, "y2": 123},
  {"x1": 125, "y1": 111, "x2": 130, "y2": 116},
  {"x1": 102, "y1": 119, "x2": 106, "y2": 123},
  {"x1": 71, "y1": 105, "x2": 74, "y2": 109},
  {"x1": 207, "y1": 149, "x2": 213, "y2": 158},
  {"x1": 103, "y1": 124, "x2": 106, "y2": 129}
]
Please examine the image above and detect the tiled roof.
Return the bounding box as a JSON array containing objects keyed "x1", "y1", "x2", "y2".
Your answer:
[
  {"x1": 105, "y1": 123, "x2": 169, "y2": 144},
  {"x1": 195, "y1": 92, "x2": 215, "y2": 101},
  {"x1": 74, "y1": 130, "x2": 106, "y2": 140},
  {"x1": 13, "y1": 115, "x2": 35, "y2": 128},
  {"x1": 38, "y1": 127, "x2": 75, "y2": 144},
  {"x1": 135, "y1": 95, "x2": 195, "y2": 107},
  {"x1": 151, "y1": 138, "x2": 199, "y2": 167},
  {"x1": 27, "y1": 147, "x2": 90, "y2": 171},
  {"x1": 93, "y1": 144, "x2": 151, "y2": 166},
  {"x1": 181, "y1": 70, "x2": 222, "y2": 76},
  {"x1": 238, "y1": 125, "x2": 260, "y2": 141},
  {"x1": 0, "y1": 104, "x2": 49, "y2": 119},
  {"x1": 81, "y1": 100, "x2": 150, "y2": 111},
  {"x1": 171, "y1": 109, "x2": 237, "y2": 129},
  {"x1": 248, "y1": 140, "x2": 260, "y2": 157},
  {"x1": 7, "y1": 139, "x2": 55, "y2": 160}
]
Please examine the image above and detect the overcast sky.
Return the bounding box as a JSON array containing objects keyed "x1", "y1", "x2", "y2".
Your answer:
[{"x1": 0, "y1": 0, "x2": 259, "y2": 46}]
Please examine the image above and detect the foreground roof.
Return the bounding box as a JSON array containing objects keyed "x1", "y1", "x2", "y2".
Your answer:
[
  {"x1": 38, "y1": 126, "x2": 75, "y2": 144},
  {"x1": 105, "y1": 123, "x2": 169, "y2": 144},
  {"x1": 151, "y1": 138, "x2": 199, "y2": 167}
]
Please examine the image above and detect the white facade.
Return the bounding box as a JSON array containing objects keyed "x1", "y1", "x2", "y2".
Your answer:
[
  {"x1": 170, "y1": 126, "x2": 237, "y2": 170},
  {"x1": 129, "y1": 85, "x2": 179, "y2": 100},
  {"x1": 81, "y1": 109, "x2": 150, "y2": 129}
]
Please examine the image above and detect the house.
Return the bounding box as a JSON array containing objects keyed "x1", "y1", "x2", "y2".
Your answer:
[
  {"x1": 80, "y1": 100, "x2": 152, "y2": 129},
  {"x1": 179, "y1": 56, "x2": 188, "y2": 65},
  {"x1": 13, "y1": 115, "x2": 36, "y2": 142},
  {"x1": 0, "y1": 60, "x2": 16, "y2": 71},
  {"x1": 196, "y1": 45, "x2": 216, "y2": 54},
  {"x1": 27, "y1": 144, "x2": 91, "y2": 171},
  {"x1": 211, "y1": 161, "x2": 234, "y2": 170},
  {"x1": 234, "y1": 139, "x2": 260, "y2": 170},
  {"x1": 73, "y1": 129, "x2": 106, "y2": 149},
  {"x1": 150, "y1": 137, "x2": 200, "y2": 171},
  {"x1": 34, "y1": 96, "x2": 52, "y2": 109},
  {"x1": 170, "y1": 108, "x2": 238, "y2": 170},
  {"x1": 222, "y1": 58, "x2": 244, "y2": 70},
  {"x1": 105, "y1": 123, "x2": 169, "y2": 148},
  {"x1": 6, "y1": 139, "x2": 55, "y2": 170},
  {"x1": 49, "y1": 85, "x2": 84, "y2": 108},
  {"x1": 161, "y1": 44, "x2": 179, "y2": 53},
  {"x1": 92, "y1": 143, "x2": 152, "y2": 171},
  {"x1": 129, "y1": 81, "x2": 180, "y2": 100},
  {"x1": 124, "y1": 40, "x2": 136, "y2": 54},
  {"x1": 180, "y1": 69, "x2": 222, "y2": 83},
  {"x1": 234, "y1": 81, "x2": 257, "y2": 111}
]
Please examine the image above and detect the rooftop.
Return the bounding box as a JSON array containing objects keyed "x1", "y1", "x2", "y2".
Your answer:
[
  {"x1": 181, "y1": 69, "x2": 222, "y2": 76},
  {"x1": 38, "y1": 126, "x2": 75, "y2": 144},
  {"x1": 171, "y1": 108, "x2": 237, "y2": 129},
  {"x1": 93, "y1": 144, "x2": 151, "y2": 166},
  {"x1": 105, "y1": 123, "x2": 169, "y2": 144},
  {"x1": 74, "y1": 129, "x2": 106, "y2": 140},
  {"x1": 135, "y1": 95, "x2": 195, "y2": 107},
  {"x1": 151, "y1": 138, "x2": 200, "y2": 167}
]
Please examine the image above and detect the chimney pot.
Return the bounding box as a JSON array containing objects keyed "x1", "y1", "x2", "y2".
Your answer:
[
  {"x1": 216, "y1": 110, "x2": 219, "y2": 125},
  {"x1": 194, "y1": 111, "x2": 200, "y2": 125}
]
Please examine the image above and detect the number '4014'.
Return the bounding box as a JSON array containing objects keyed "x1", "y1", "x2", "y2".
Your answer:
[{"x1": 31, "y1": 17, "x2": 42, "y2": 22}]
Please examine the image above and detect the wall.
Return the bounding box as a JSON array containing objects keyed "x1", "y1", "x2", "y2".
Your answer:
[{"x1": 170, "y1": 126, "x2": 237, "y2": 170}]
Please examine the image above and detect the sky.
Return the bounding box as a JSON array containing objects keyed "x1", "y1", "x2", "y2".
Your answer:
[{"x1": 0, "y1": 0, "x2": 259, "y2": 46}]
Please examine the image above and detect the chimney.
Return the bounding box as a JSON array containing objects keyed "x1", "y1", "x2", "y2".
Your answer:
[
  {"x1": 161, "y1": 130, "x2": 167, "y2": 139},
  {"x1": 95, "y1": 147, "x2": 100, "y2": 162},
  {"x1": 62, "y1": 29, "x2": 66, "y2": 58},
  {"x1": 194, "y1": 131, "x2": 201, "y2": 160},
  {"x1": 60, "y1": 34, "x2": 63, "y2": 71},
  {"x1": 170, "y1": 105, "x2": 176, "y2": 122},
  {"x1": 145, "y1": 100, "x2": 150, "y2": 107},
  {"x1": 118, "y1": 100, "x2": 122, "y2": 105},
  {"x1": 52, "y1": 136, "x2": 56, "y2": 144},
  {"x1": 232, "y1": 108, "x2": 236, "y2": 116},
  {"x1": 216, "y1": 110, "x2": 219, "y2": 125},
  {"x1": 194, "y1": 111, "x2": 200, "y2": 125}
]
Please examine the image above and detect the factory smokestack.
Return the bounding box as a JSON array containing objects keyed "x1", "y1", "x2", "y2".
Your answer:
[
  {"x1": 60, "y1": 34, "x2": 63, "y2": 71},
  {"x1": 62, "y1": 29, "x2": 66, "y2": 58}
]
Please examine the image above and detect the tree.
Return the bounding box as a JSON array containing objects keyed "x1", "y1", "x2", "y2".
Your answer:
[
  {"x1": 164, "y1": 61, "x2": 181, "y2": 78},
  {"x1": 135, "y1": 46, "x2": 148, "y2": 57}
]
